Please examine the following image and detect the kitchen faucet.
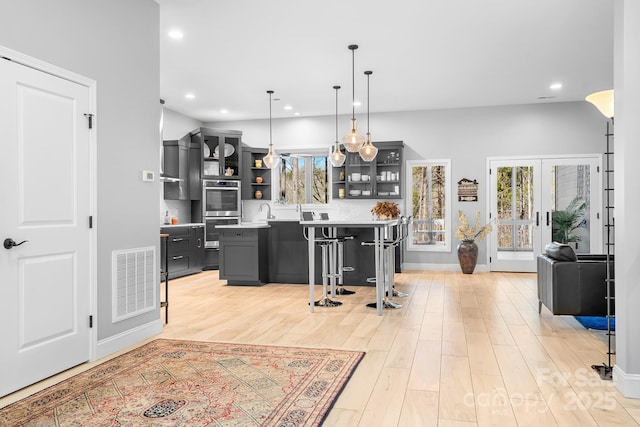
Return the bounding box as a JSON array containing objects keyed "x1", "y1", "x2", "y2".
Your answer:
[{"x1": 259, "y1": 202, "x2": 275, "y2": 219}]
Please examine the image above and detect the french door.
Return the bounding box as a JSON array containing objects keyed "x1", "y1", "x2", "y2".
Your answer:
[{"x1": 489, "y1": 156, "x2": 602, "y2": 272}]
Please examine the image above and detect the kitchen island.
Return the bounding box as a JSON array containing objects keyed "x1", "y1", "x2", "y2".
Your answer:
[{"x1": 216, "y1": 219, "x2": 379, "y2": 287}]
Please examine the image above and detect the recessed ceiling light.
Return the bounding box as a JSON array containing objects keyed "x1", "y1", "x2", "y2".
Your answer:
[
  {"x1": 284, "y1": 105, "x2": 293, "y2": 110},
  {"x1": 550, "y1": 82, "x2": 563, "y2": 90},
  {"x1": 220, "y1": 109, "x2": 228, "y2": 114},
  {"x1": 294, "y1": 112, "x2": 300, "y2": 116},
  {"x1": 168, "y1": 30, "x2": 184, "y2": 40},
  {"x1": 353, "y1": 101, "x2": 362, "y2": 107},
  {"x1": 185, "y1": 93, "x2": 195, "y2": 99}
]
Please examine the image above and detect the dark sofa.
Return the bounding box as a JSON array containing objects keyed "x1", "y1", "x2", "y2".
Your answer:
[{"x1": 537, "y1": 243, "x2": 614, "y2": 316}]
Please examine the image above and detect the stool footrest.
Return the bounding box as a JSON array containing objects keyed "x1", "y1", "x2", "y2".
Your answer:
[{"x1": 342, "y1": 267, "x2": 355, "y2": 272}]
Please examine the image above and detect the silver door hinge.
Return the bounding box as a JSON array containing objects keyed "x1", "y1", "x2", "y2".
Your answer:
[{"x1": 84, "y1": 113, "x2": 94, "y2": 129}]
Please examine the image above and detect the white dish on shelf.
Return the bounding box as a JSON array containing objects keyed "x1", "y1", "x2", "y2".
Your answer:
[
  {"x1": 212, "y1": 143, "x2": 235, "y2": 159},
  {"x1": 351, "y1": 173, "x2": 361, "y2": 182},
  {"x1": 378, "y1": 191, "x2": 389, "y2": 196},
  {"x1": 362, "y1": 190, "x2": 371, "y2": 196},
  {"x1": 349, "y1": 189, "x2": 361, "y2": 196}
]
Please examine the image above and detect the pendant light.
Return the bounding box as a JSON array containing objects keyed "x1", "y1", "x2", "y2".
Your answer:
[
  {"x1": 262, "y1": 90, "x2": 280, "y2": 169},
  {"x1": 342, "y1": 44, "x2": 364, "y2": 152},
  {"x1": 329, "y1": 85, "x2": 346, "y2": 167},
  {"x1": 359, "y1": 70, "x2": 378, "y2": 162}
]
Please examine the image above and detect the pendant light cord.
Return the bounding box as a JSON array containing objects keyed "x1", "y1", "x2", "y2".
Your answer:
[
  {"x1": 269, "y1": 91, "x2": 272, "y2": 146},
  {"x1": 335, "y1": 86, "x2": 339, "y2": 141},
  {"x1": 366, "y1": 72, "x2": 370, "y2": 133},
  {"x1": 351, "y1": 48, "x2": 355, "y2": 120}
]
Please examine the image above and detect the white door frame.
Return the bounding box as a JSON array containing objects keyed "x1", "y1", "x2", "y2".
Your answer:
[
  {"x1": 0, "y1": 45, "x2": 98, "y2": 362},
  {"x1": 486, "y1": 154, "x2": 603, "y2": 272}
]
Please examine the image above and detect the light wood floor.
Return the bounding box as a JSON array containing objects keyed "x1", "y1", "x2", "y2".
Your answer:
[{"x1": 2, "y1": 270, "x2": 639, "y2": 426}]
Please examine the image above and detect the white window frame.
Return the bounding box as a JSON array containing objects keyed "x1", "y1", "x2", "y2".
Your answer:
[
  {"x1": 405, "y1": 159, "x2": 452, "y2": 252},
  {"x1": 273, "y1": 150, "x2": 329, "y2": 205}
]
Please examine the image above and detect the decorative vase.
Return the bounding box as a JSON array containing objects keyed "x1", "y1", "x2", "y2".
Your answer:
[
  {"x1": 457, "y1": 240, "x2": 478, "y2": 274},
  {"x1": 255, "y1": 190, "x2": 262, "y2": 199}
]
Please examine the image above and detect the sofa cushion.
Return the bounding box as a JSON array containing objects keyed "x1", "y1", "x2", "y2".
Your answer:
[{"x1": 544, "y1": 242, "x2": 577, "y2": 262}]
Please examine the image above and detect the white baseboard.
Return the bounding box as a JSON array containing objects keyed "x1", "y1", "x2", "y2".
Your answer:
[
  {"x1": 96, "y1": 319, "x2": 163, "y2": 359},
  {"x1": 613, "y1": 365, "x2": 640, "y2": 398},
  {"x1": 402, "y1": 263, "x2": 489, "y2": 272}
]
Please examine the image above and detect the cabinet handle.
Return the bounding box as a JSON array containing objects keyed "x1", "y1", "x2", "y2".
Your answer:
[
  {"x1": 172, "y1": 255, "x2": 184, "y2": 260},
  {"x1": 536, "y1": 211, "x2": 539, "y2": 226},
  {"x1": 546, "y1": 211, "x2": 550, "y2": 226},
  {"x1": 197, "y1": 238, "x2": 202, "y2": 248},
  {"x1": 172, "y1": 238, "x2": 184, "y2": 242}
]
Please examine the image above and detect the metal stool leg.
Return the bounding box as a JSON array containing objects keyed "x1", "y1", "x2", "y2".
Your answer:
[
  {"x1": 336, "y1": 240, "x2": 355, "y2": 295},
  {"x1": 314, "y1": 243, "x2": 342, "y2": 307}
]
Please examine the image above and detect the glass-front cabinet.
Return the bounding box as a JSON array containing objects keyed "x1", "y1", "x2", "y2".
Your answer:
[
  {"x1": 190, "y1": 128, "x2": 242, "y2": 180},
  {"x1": 332, "y1": 141, "x2": 403, "y2": 199}
]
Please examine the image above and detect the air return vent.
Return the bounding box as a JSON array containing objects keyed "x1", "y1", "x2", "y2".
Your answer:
[{"x1": 112, "y1": 247, "x2": 156, "y2": 322}]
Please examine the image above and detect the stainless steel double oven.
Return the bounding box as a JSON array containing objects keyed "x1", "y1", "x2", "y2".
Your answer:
[{"x1": 202, "y1": 179, "x2": 241, "y2": 248}]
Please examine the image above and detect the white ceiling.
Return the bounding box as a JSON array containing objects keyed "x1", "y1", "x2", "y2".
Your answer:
[{"x1": 157, "y1": 0, "x2": 613, "y2": 122}]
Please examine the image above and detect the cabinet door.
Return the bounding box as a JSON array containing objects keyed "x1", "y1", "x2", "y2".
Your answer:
[
  {"x1": 188, "y1": 143, "x2": 201, "y2": 200},
  {"x1": 163, "y1": 139, "x2": 189, "y2": 200},
  {"x1": 191, "y1": 225, "x2": 205, "y2": 269},
  {"x1": 219, "y1": 241, "x2": 258, "y2": 280},
  {"x1": 344, "y1": 152, "x2": 374, "y2": 199}
]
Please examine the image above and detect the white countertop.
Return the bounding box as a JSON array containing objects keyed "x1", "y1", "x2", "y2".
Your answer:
[
  {"x1": 216, "y1": 222, "x2": 270, "y2": 229},
  {"x1": 160, "y1": 222, "x2": 205, "y2": 228},
  {"x1": 300, "y1": 219, "x2": 397, "y2": 227}
]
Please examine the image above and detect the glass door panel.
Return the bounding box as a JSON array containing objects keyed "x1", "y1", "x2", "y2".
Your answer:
[
  {"x1": 542, "y1": 158, "x2": 601, "y2": 254},
  {"x1": 491, "y1": 161, "x2": 541, "y2": 272}
]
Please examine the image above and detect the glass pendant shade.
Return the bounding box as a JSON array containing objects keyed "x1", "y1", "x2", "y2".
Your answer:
[
  {"x1": 585, "y1": 89, "x2": 614, "y2": 118},
  {"x1": 330, "y1": 142, "x2": 346, "y2": 167},
  {"x1": 359, "y1": 133, "x2": 378, "y2": 162},
  {"x1": 343, "y1": 118, "x2": 364, "y2": 152},
  {"x1": 263, "y1": 144, "x2": 279, "y2": 169}
]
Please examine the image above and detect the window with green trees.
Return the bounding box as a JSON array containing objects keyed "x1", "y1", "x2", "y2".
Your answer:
[
  {"x1": 406, "y1": 159, "x2": 451, "y2": 251},
  {"x1": 277, "y1": 155, "x2": 328, "y2": 205}
]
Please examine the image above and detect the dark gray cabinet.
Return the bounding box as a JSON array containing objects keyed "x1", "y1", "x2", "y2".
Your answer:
[
  {"x1": 241, "y1": 147, "x2": 271, "y2": 200},
  {"x1": 190, "y1": 128, "x2": 242, "y2": 180},
  {"x1": 160, "y1": 224, "x2": 205, "y2": 279},
  {"x1": 219, "y1": 227, "x2": 269, "y2": 285},
  {"x1": 163, "y1": 136, "x2": 201, "y2": 201},
  {"x1": 332, "y1": 140, "x2": 404, "y2": 200}
]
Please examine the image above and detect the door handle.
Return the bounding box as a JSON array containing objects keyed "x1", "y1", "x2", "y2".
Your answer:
[
  {"x1": 4, "y1": 238, "x2": 28, "y2": 249},
  {"x1": 546, "y1": 211, "x2": 550, "y2": 226},
  {"x1": 536, "y1": 212, "x2": 539, "y2": 226}
]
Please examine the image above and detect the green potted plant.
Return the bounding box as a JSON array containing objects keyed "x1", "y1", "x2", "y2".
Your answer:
[{"x1": 552, "y1": 197, "x2": 587, "y2": 245}]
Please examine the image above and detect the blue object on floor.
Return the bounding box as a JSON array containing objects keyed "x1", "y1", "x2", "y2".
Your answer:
[{"x1": 574, "y1": 316, "x2": 615, "y2": 331}]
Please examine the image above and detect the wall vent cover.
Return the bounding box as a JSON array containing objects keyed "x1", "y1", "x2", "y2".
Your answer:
[{"x1": 112, "y1": 246, "x2": 156, "y2": 322}]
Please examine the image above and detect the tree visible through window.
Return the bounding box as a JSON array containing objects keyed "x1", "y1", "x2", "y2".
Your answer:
[
  {"x1": 278, "y1": 155, "x2": 328, "y2": 204},
  {"x1": 406, "y1": 160, "x2": 451, "y2": 251}
]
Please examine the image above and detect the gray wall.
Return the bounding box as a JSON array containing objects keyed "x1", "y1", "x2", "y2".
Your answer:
[
  {"x1": 0, "y1": 0, "x2": 161, "y2": 342},
  {"x1": 209, "y1": 100, "x2": 607, "y2": 266}
]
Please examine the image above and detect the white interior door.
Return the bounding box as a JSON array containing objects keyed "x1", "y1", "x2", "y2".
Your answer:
[{"x1": 0, "y1": 57, "x2": 92, "y2": 397}]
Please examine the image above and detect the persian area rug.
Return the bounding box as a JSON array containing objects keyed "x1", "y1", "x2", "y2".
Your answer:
[{"x1": 0, "y1": 339, "x2": 364, "y2": 426}]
